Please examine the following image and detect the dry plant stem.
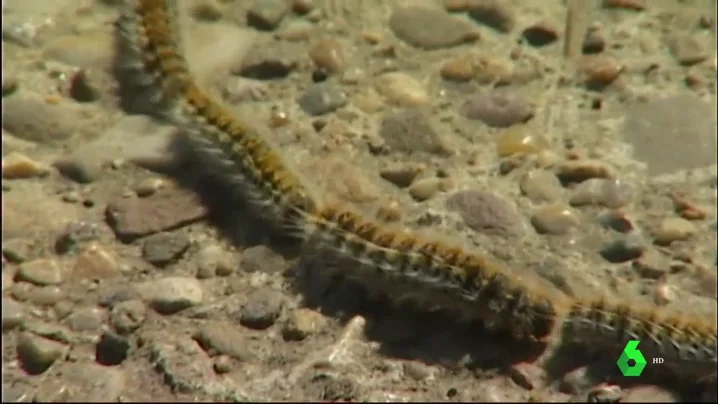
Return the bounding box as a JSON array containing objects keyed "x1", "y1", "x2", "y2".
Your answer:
[
  {"x1": 118, "y1": 0, "x2": 718, "y2": 384},
  {"x1": 564, "y1": 0, "x2": 593, "y2": 60}
]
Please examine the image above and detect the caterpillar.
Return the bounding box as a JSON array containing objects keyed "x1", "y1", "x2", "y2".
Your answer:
[
  {"x1": 300, "y1": 203, "x2": 717, "y2": 368},
  {"x1": 117, "y1": 0, "x2": 717, "y2": 389},
  {"x1": 116, "y1": 0, "x2": 317, "y2": 236}
]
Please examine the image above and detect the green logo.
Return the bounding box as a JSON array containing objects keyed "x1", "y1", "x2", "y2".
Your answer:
[{"x1": 617, "y1": 340, "x2": 647, "y2": 377}]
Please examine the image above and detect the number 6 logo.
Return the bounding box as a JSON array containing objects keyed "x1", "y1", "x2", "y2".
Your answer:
[{"x1": 617, "y1": 340, "x2": 647, "y2": 377}]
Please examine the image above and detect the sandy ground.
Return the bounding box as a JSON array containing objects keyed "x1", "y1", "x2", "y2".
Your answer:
[{"x1": 2, "y1": 0, "x2": 717, "y2": 402}]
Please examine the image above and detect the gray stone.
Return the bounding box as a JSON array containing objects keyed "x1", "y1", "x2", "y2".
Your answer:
[
  {"x1": 446, "y1": 190, "x2": 524, "y2": 237},
  {"x1": 17, "y1": 332, "x2": 68, "y2": 374},
  {"x1": 298, "y1": 82, "x2": 348, "y2": 116},
  {"x1": 379, "y1": 108, "x2": 449, "y2": 155},
  {"x1": 16, "y1": 259, "x2": 65, "y2": 286},
  {"x1": 136, "y1": 277, "x2": 203, "y2": 314},
  {"x1": 238, "y1": 289, "x2": 283, "y2": 330},
  {"x1": 389, "y1": 6, "x2": 479, "y2": 49},
  {"x1": 2, "y1": 298, "x2": 25, "y2": 331},
  {"x1": 141, "y1": 231, "x2": 190, "y2": 267}
]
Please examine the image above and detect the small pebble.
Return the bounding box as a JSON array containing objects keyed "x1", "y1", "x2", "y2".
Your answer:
[
  {"x1": 193, "y1": 323, "x2": 253, "y2": 360},
  {"x1": 3, "y1": 238, "x2": 31, "y2": 263},
  {"x1": 2, "y1": 152, "x2": 49, "y2": 179},
  {"x1": 460, "y1": 93, "x2": 534, "y2": 128},
  {"x1": 654, "y1": 217, "x2": 697, "y2": 245},
  {"x1": 63, "y1": 306, "x2": 106, "y2": 333},
  {"x1": 246, "y1": 0, "x2": 290, "y2": 30},
  {"x1": 379, "y1": 163, "x2": 426, "y2": 188},
  {"x1": 27, "y1": 286, "x2": 66, "y2": 306},
  {"x1": 409, "y1": 177, "x2": 442, "y2": 202},
  {"x1": 555, "y1": 160, "x2": 614, "y2": 184},
  {"x1": 141, "y1": 232, "x2": 190, "y2": 268},
  {"x1": 298, "y1": 82, "x2": 348, "y2": 116},
  {"x1": 441, "y1": 54, "x2": 514, "y2": 84},
  {"x1": 308, "y1": 39, "x2": 346, "y2": 74},
  {"x1": 379, "y1": 108, "x2": 448, "y2": 154},
  {"x1": 670, "y1": 192, "x2": 708, "y2": 221},
  {"x1": 582, "y1": 28, "x2": 606, "y2": 54},
  {"x1": 197, "y1": 245, "x2": 236, "y2": 278},
  {"x1": 597, "y1": 210, "x2": 634, "y2": 233},
  {"x1": 375, "y1": 72, "x2": 429, "y2": 107},
  {"x1": 282, "y1": 308, "x2": 328, "y2": 341},
  {"x1": 73, "y1": 243, "x2": 119, "y2": 280},
  {"x1": 467, "y1": 0, "x2": 515, "y2": 33},
  {"x1": 578, "y1": 55, "x2": 624, "y2": 89},
  {"x1": 495, "y1": 125, "x2": 549, "y2": 157},
  {"x1": 17, "y1": 332, "x2": 68, "y2": 375},
  {"x1": 631, "y1": 250, "x2": 667, "y2": 279},
  {"x1": 16, "y1": 259, "x2": 65, "y2": 286},
  {"x1": 213, "y1": 355, "x2": 233, "y2": 374},
  {"x1": 134, "y1": 178, "x2": 166, "y2": 197},
  {"x1": 110, "y1": 299, "x2": 146, "y2": 335},
  {"x1": 531, "y1": 204, "x2": 580, "y2": 235},
  {"x1": 446, "y1": 190, "x2": 524, "y2": 237},
  {"x1": 376, "y1": 200, "x2": 402, "y2": 222},
  {"x1": 190, "y1": 0, "x2": 224, "y2": 21},
  {"x1": 520, "y1": 169, "x2": 563, "y2": 202},
  {"x1": 600, "y1": 235, "x2": 646, "y2": 263},
  {"x1": 440, "y1": 55, "x2": 476, "y2": 82},
  {"x1": 239, "y1": 290, "x2": 283, "y2": 330},
  {"x1": 522, "y1": 21, "x2": 560, "y2": 47},
  {"x1": 53, "y1": 156, "x2": 101, "y2": 184},
  {"x1": 135, "y1": 277, "x2": 204, "y2": 315}
]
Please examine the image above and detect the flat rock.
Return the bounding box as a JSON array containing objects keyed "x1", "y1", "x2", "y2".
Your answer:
[
  {"x1": 141, "y1": 231, "x2": 191, "y2": 267},
  {"x1": 389, "y1": 6, "x2": 479, "y2": 49},
  {"x1": 105, "y1": 188, "x2": 207, "y2": 242}
]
